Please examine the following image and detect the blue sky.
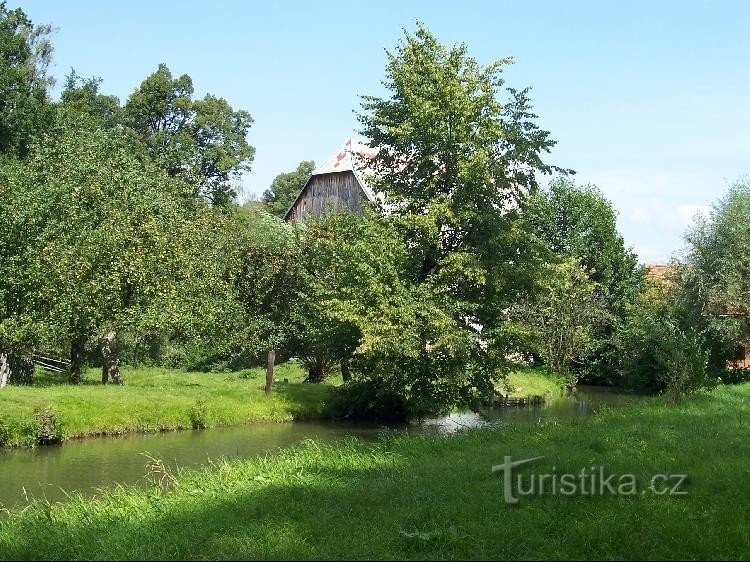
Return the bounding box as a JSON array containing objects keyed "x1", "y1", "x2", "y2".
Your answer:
[{"x1": 20, "y1": 0, "x2": 750, "y2": 263}]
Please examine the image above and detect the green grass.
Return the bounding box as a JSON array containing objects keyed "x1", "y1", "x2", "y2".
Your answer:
[
  {"x1": 503, "y1": 367, "x2": 565, "y2": 397},
  {"x1": 0, "y1": 383, "x2": 748, "y2": 560},
  {"x1": 0, "y1": 362, "x2": 335, "y2": 447}
]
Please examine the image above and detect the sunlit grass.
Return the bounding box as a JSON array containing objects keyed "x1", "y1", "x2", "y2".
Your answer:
[
  {"x1": 0, "y1": 383, "x2": 748, "y2": 560},
  {"x1": 503, "y1": 367, "x2": 565, "y2": 397},
  {"x1": 0, "y1": 362, "x2": 334, "y2": 446}
]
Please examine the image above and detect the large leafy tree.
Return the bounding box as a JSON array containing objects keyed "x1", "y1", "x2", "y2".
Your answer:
[
  {"x1": 0, "y1": 2, "x2": 55, "y2": 158},
  {"x1": 679, "y1": 178, "x2": 750, "y2": 369},
  {"x1": 356, "y1": 24, "x2": 568, "y2": 409},
  {"x1": 262, "y1": 160, "x2": 315, "y2": 217},
  {"x1": 524, "y1": 177, "x2": 644, "y2": 381},
  {"x1": 124, "y1": 63, "x2": 255, "y2": 205},
  {"x1": 0, "y1": 115, "x2": 228, "y2": 384}
]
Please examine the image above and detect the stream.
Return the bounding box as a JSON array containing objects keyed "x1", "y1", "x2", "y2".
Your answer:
[{"x1": 0, "y1": 385, "x2": 642, "y2": 508}]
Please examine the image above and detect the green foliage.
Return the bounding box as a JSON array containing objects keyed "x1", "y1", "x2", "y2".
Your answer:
[
  {"x1": 59, "y1": 69, "x2": 122, "y2": 128},
  {"x1": 262, "y1": 160, "x2": 315, "y2": 217},
  {"x1": 354, "y1": 24, "x2": 569, "y2": 414},
  {"x1": 618, "y1": 282, "x2": 713, "y2": 400},
  {"x1": 0, "y1": 116, "x2": 231, "y2": 382},
  {"x1": 31, "y1": 407, "x2": 63, "y2": 445},
  {"x1": 524, "y1": 177, "x2": 644, "y2": 381},
  {"x1": 326, "y1": 379, "x2": 409, "y2": 422},
  {"x1": 188, "y1": 399, "x2": 210, "y2": 430},
  {"x1": 509, "y1": 260, "x2": 605, "y2": 387},
  {"x1": 124, "y1": 63, "x2": 255, "y2": 205},
  {"x1": 0, "y1": 2, "x2": 55, "y2": 158},
  {"x1": 680, "y1": 178, "x2": 750, "y2": 368},
  {"x1": 224, "y1": 207, "x2": 302, "y2": 363}
]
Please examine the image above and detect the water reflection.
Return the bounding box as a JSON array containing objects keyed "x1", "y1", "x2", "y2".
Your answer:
[{"x1": 0, "y1": 385, "x2": 642, "y2": 508}]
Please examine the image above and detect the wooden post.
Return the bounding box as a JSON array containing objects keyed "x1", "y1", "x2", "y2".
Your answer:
[{"x1": 265, "y1": 349, "x2": 275, "y2": 396}]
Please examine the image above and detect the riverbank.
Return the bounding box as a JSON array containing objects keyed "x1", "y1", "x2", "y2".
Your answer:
[
  {"x1": 1, "y1": 383, "x2": 748, "y2": 560},
  {"x1": 0, "y1": 365, "x2": 561, "y2": 449},
  {"x1": 0, "y1": 363, "x2": 333, "y2": 448}
]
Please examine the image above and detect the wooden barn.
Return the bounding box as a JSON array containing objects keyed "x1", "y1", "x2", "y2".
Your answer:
[{"x1": 283, "y1": 138, "x2": 379, "y2": 222}]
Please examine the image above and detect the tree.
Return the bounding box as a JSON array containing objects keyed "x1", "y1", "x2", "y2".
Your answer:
[
  {"x1": 59, "y1": 69, "x2": 122, "y2": 128},
  {"x1": 262, "y1": 160, "x2": 315, "y2": 217},
  {"x1": 124, "y1": 63, "x2": 255, "y2": 205},
  {"x1": 225, "y1": 207, "x2": 302, "y2": 393},
  {"x1": 524, "y1": 177, "x2": 644, "y2": 381},
  {"x1": 510, "y1": 260, "x2": 605, "y2": 387},
  {"x1": 0, "y1": 115, "x2": 227, "y2": 384},
  {"x1": 678, "y1": 178, "x2": 750, "y2": 369},
  {"x1": 618, "y1": 278, "x2": 712, "y2": 401},
  {"x1": 355, "y1": 24, "x2": 568, "y2": 411},
  {"x1": 0, "y1": 2, "x2": 55, "y2": 158}
]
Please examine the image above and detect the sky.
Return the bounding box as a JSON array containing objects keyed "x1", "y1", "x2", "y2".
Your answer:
[{"x1": 19, "y1": 0, "x2": 750, "y2": 264}]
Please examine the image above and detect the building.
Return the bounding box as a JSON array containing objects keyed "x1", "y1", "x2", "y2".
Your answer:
[{"x1": 283, "y1": 139, "x2": 380, "y2": 222}]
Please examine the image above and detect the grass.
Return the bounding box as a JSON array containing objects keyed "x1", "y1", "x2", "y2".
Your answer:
[
  {"x1": 503, "y1": 367, "x2": 565, "y2": 397},
  {"x1": 0, "y1": 362, "x2": 335, "y2": 447},
  {"x1": 0, "y1": 383, "x2": 747, "y2": 560}
]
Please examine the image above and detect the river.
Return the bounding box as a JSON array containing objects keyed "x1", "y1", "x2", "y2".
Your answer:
[{"x1": 0, "y1": 385, "x2": 642, "y2": 508}]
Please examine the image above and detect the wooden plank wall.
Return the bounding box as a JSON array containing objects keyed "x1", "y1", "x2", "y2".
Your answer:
[{"x1": 287, "y1": 172, "x2": 366, "y2": 221}]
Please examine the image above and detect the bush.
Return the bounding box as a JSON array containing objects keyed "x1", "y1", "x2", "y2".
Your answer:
[
  {"x1": 326, "y1": 379, "x2": 410, "y2": 422},
  {"x1": 619, "y1": 295, "x2": 714, "y2": 401},
  {"x1": 32, "y1": 408, "x2": 63, "y2": 445},
  {"x1": 188, "y1": 399, "x2": 210, "y2": 429}
]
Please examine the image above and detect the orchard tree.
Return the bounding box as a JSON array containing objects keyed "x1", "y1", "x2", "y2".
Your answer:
[
  {"x1": 227, "y1": 208, "x2": 302, "y2": 394},
  {"x1": 0, "y1": 115, "x2": 228, "y2": 384},
  {"x1": 124, "y1": 63, "x2": 255, "y2": 205},
  {"x1": 262, "y1": 160, "x2": 315, "y2": 217},
  {"x1": 0, "y1": 2, "x2": 55, "y2": 158}
]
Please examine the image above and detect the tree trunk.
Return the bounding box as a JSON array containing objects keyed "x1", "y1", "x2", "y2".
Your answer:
[
  {"x1": 0, "y1": 353, "x2": 9, "y2": 389},
  {"x1": 100, "y1": 329, "x2": 122, "y2": 385},
  {"x1": 265, "y1": 349, "x2": 275, "y2": 396},
  {"x1": 341, "y1": 358, "x2": 351, "y2": 383},
  {"x1": 70, "y1": 338, "x2": 85, "y2": 384}
]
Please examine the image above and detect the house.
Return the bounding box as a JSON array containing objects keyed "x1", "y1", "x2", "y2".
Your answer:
[{"x1": 283, "y1": 138, "x2": 380, "y2": 222}]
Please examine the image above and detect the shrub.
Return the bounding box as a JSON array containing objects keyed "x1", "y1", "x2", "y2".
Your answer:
[
  {"x1": 326, "y1": 379, "x2": 410, "y2": 422},
  {"x1": 188, "y1": 399, "x2": 210, "y2": 429},
  {"x1": 32, "y1": 408, "x2": 63, "y2": 445}
]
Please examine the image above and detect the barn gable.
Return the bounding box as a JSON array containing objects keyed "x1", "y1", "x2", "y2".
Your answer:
[{"x1": 283, "y1": 139, "x2": 378, "y2": 222}]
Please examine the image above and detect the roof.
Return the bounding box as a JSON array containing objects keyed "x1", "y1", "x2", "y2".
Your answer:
[
  {"x1": 283, "y1": 138, "x2": 381, "y2": 220},
  {"x1": 645, "y1": 264, "x2": 674, "y2": 283}
]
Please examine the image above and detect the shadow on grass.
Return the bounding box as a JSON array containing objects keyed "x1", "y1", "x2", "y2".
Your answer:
[{"x1": 2, "y1": 386, "x2": 749, "y2": 561}]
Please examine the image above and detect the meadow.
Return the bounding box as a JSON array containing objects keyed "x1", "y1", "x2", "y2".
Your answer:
[{"x1": 0, "y1": 382, "x2": 747, "y2": 560}]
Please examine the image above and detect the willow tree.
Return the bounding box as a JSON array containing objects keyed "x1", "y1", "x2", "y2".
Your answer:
[
  {"x1": 1, "y1": 114, "x2": 228, "y2": 384},
  {"x1": 356, "y1": 24, "x2": 569, "y2": 410}
]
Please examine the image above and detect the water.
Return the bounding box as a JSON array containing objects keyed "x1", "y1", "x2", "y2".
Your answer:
[{"x1": 0, "y1": 385, "x2": 641, "y2": 509}]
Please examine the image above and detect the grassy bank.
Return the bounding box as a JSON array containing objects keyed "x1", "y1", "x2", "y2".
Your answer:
[
  {"x1": 0, "y1": 362, "x2": 333, "y2": 447},
  {"x1": 504, "y1": 367, "x2": 565, "y2": 397},
  {"x1": 0, "y1": 365, "x2": 558, "y2": 448},
  {"x1": 1, "y1": 383, "x2": 748, "y2": 560}
]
